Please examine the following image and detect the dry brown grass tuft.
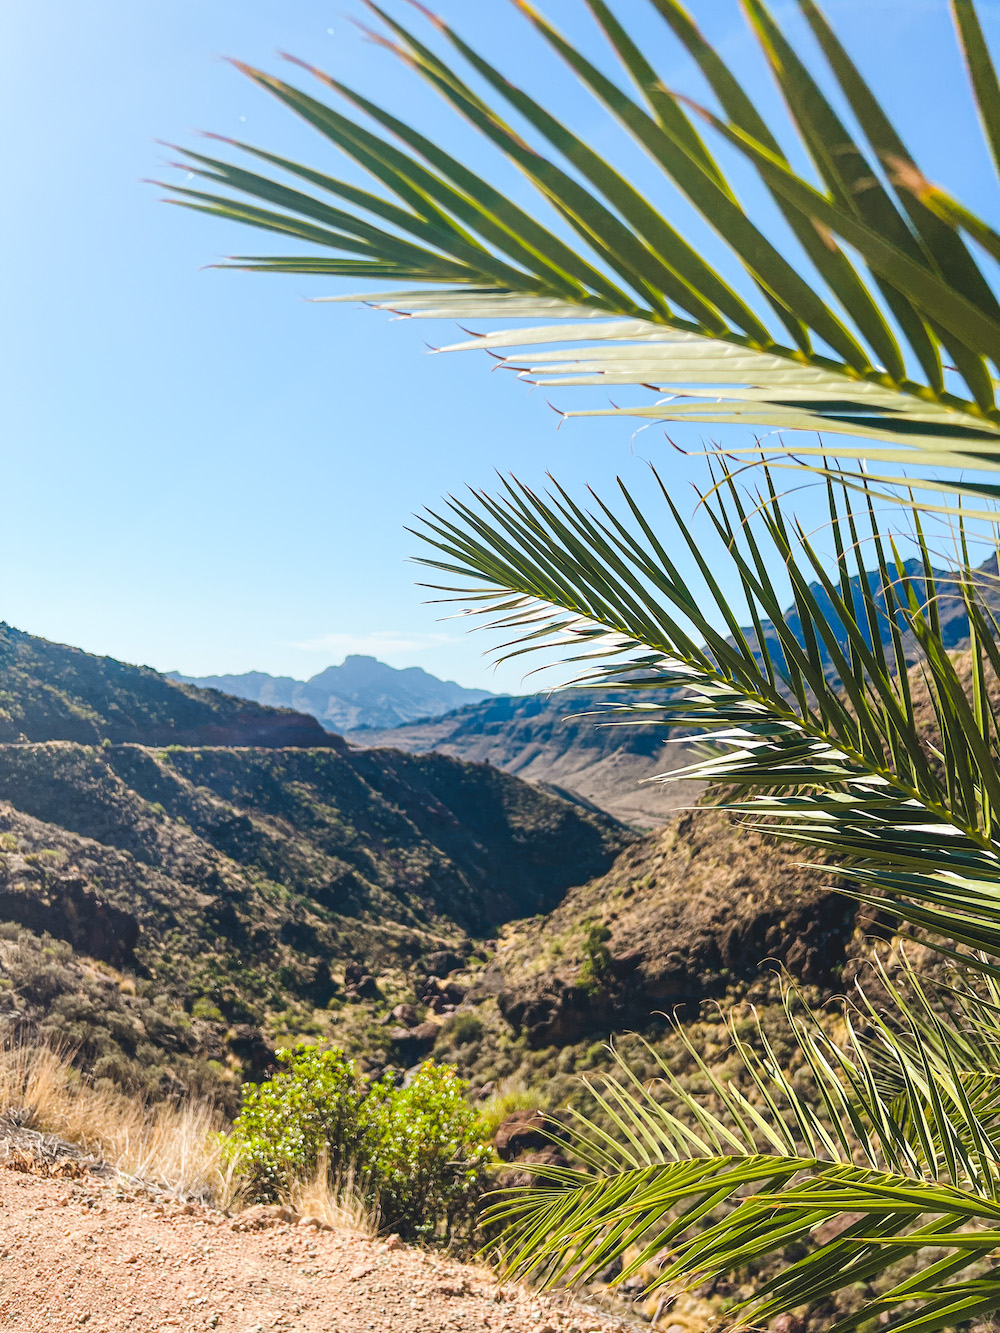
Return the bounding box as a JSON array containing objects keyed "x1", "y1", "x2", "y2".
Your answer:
[
  {"x1": 282, "y1": 1155, "x2": 379, "y2": 1236},
  {"x1": 0, "y1": 1041, "x2": 244, "y2": 1205}
]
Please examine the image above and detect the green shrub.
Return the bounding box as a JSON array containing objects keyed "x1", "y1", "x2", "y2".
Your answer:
[
  {"x1": 224, "y1": 1046, "x2": 489, "y2": 1242},
  {"x1": 576, "y1": 921, "x2": 612, "y2": 994},
  {"x1": 225, "y1": 1044, "x2": 365, "y2": 1199},
  {"x1": 363, "y1": 1062, "x2": 490, "y2": 1242},
  {"x1": 445, "y1": 1012, "x2": 484, "y2": 1047}
]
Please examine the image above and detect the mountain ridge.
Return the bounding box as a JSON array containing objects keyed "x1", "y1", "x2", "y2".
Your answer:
[
  {"x1": 0, "y1": 624, "x2": 335, "y2": 750},
  {"x1": 170, "y1": 656, "x2": 495, "y2": 733}
]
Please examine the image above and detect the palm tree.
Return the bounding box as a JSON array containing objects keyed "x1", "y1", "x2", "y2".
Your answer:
[
  {"x1": 420, "y1": 459, "x2": 1000, "y2": 1329},
  {"x1": 164, "y1": 2, "x2": 1000, "y2": 1327}
]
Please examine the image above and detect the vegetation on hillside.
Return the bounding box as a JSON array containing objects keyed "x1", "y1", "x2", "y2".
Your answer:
[
  {"x1": 0, "y1": 641, "x2": 626, "y2": 1109},
  {"x1": 226, "y1": 1044, "x2": 489, "y2": 1241},
  {"x1": 173, "y1": 0, "x2": 1000, "y2": 1327},
  {"x1": 0, "y1": 623, "x2": 331, "y2": 747}
]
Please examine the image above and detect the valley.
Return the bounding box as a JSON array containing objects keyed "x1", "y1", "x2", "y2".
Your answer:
[{"x1": 0, "y1": 621, "x2": 871, "y2": 1140}]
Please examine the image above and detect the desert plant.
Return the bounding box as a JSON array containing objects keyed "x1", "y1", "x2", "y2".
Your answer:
[
  {"x1": 282, "y1": 1156, "x2": 378, "y2": 1236},
  {"x1": 224, "y1": 1043, "x2": 366, "y2": 1200},
  {"x1": 0, "y1": 1039, "x2": 239, "y2": 1204},
  {"x1": 225, "y1": 1046, "x2": 490, "y2": 1241},
  {"x1": 577, "y1": 922, "x2": 612, "y2": 994},
  {"x1": 362, "y1": 1061, "x2": 491, "y2": 1242}
]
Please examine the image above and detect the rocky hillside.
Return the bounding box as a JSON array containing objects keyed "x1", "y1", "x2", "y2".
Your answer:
[
  {"x1": 173, "y1": 656, "x2": 494, "y2": 732},
  {"x1": 328, "y1": 805, "x2": 869, "y2": 1205},
  {"x1": 0, "y1": 624, "x2": 332, "y2": 748},
  {"x1": 0, "y1": 739, "x2": 627, "y2": 1105},
  {"x1": 347, "y1": 690, "x2": 700, "y2": 827},
  {"x1": 0, "y1": 627, "x2": 628, "y2": 1109}
]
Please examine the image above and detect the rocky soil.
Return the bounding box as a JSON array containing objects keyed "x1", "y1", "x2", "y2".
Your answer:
[{"x1": 0, "y1": 1164, "x2": 636, "y2": 1333}]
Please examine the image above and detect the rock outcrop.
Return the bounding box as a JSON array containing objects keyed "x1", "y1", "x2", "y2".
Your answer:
[{"x1": 491, "y1": 810, "x2": 864, "y2": 1048}]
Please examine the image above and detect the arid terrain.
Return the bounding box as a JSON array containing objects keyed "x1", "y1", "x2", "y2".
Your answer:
[{"x1": 0, "y1": 1162, "x2": 634, "y2": 1333}]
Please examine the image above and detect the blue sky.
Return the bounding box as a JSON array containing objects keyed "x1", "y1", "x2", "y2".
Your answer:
[{"x1": 1, "y1": 1, "x2": 997, "y2": 692}]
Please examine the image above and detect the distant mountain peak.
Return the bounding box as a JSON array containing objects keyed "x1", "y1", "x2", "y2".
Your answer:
[{"x1": 171, "y1": 656, "x2": 496, "y2": 733}]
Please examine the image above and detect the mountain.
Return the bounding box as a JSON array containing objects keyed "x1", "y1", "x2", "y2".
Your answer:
[
  {"x1": 348, "y1": 557, "x2": 1000, "y2": 826},
  {"x1": 347, "y1": 691, "x2": 700, "y2": 827},
  {"x1": 170, "y1": 657, "x2": 495, "y2": 732},
  {"x1": 0, "y1": 624, "x2": 333, "y2": 748},
  {"x1": 0, "y1": 625, "x2": 628, "y2": 1108}
]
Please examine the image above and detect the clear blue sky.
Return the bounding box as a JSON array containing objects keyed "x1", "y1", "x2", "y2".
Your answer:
[{"x1": 1, "y1": 1, "x2": 996, "y2": 692}]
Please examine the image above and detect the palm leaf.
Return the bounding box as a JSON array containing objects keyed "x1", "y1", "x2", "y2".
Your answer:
[
  {"x1": 486, "y1": 959, "x2": 1000, "y2": 1332},
  {"x1": 414, "y1": 457, "x2": 1000, "y2": 959},
  {"x1": 165, "y1": 0, "x2": 1000, "y2": 503}
]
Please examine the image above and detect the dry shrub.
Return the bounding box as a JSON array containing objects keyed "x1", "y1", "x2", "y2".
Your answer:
[
  {"x1": 477, "y1": 1078, "x2": 545, "y2": 1140},
  {"x1": 282, "y1": 1154, "x2": 378, "y2": 1236},
  {"x1": 0, "y1": 1041, "x2": 243, "y2": 1205}
]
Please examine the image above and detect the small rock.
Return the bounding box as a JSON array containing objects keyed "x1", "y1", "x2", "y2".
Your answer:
[
  {"x1": 438, "y1": 1281, "x2": 468, "y2": 1297},
  {"x1": 349, "y1": 1262, "x2": 375, "y2": 1281},
  {"x1": 773, "y1": 1317, "x2": 807, "y2": 1333},
  {"x1": 230, "y1": 1203, "x2": 299, "y2": 1232},
  {"x1": 297, "y1": 1215, "x2": 332, "y2": 1231},
  {"x1": 385, "y1": 1233, "x2": 404, "y2": 1251}
]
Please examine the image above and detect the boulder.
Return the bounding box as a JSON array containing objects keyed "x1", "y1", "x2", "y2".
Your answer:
[
  {"x1": 424, "y1": 949, "x2": 464, "y2": 976},
  {"x1": 420, "y1": 976, "x2": 466, "y2": 1006},
  {"x1": 227, "y1": 1024, "x2": 275, "y2": 1077},
  {"x1": 387, "y1": 1020, "x2": 438, "y2": 1063},
  {"x1": 609, "y1": 949, "x2": 642, "y2": 980},
  {"x1": 390, "y1": 1002, "x2": 419, "y2": 1028},
  {"x1": 353, "y1": 973, "x2": 380, "y2": 1000},
  {"x1": 497, "y1": 1146, "x2": 569, "y2": 1190},
  {"x1": 494, "y1": 1109, "x2": 562, "y2": 1162}
]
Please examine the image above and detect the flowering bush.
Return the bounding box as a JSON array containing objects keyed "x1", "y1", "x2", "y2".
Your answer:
[
  {"x1": 225, "y1": 1046, "x2": 490, "y2": 1241},
  {"x1": 225, "y1": 1044, "x2": 365, "y2": 1199},
  {"x1": 363, "y1": 1062, "x2": 491, "y2": 1242}
]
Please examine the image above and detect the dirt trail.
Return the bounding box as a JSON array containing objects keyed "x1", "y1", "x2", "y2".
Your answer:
[{"x1": 0, "y1": 1167, "x2": 634, "y2": 1333}]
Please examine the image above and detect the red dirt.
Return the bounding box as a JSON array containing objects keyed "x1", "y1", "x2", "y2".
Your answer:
[{"x1": 0, "y1": 1166, "x2": 633, "y2": 1333}]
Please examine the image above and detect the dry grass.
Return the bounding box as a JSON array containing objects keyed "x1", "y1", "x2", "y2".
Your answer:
[
  {"x1": 477, "y1": 1078, "x2": 545, "y2": 1140},
  {"x1": 281, "y1": 1155, "x2": 379, "y2": 1236},
  {"x1": 0, "y1": 1041, "x2": 244, "y2": 1206}
]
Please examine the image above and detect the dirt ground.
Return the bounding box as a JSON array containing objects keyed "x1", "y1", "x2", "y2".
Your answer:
[{"x1": 0, "y1": 1166, "x2": 635, "y2": 1333}]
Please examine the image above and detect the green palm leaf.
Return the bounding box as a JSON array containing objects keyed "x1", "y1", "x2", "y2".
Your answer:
[
  {"x1": 166, "y1": 1, "x2": 1000, "y2": 502},
  {"x1": 415, "y1": 456, "x2": 1000, "y2": 958},
  {"x1": 486, "y1": 958, "x2": 1000, "y2": 1332}
]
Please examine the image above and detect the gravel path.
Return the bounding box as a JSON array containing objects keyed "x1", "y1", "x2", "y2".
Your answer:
[{"x1": 0, "y1": 1166, "x2": 635, "y2": 1333}]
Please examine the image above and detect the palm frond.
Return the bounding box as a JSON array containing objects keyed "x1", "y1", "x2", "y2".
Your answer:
[
  {"x1": 487, "y1": 954, "x2": 1000, "y2": 1332},
  {"x1": 166, "y1": 1, "x2": 1000, "y2": 501},
  {"x1": 414, "y1": 457, "x2": 1000, "y2": 958}
]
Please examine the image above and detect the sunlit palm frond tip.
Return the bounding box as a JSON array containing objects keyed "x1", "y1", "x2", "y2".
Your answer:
[{"x1": 165, "y1": 0, "x2": 1000, "y2": 498}]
